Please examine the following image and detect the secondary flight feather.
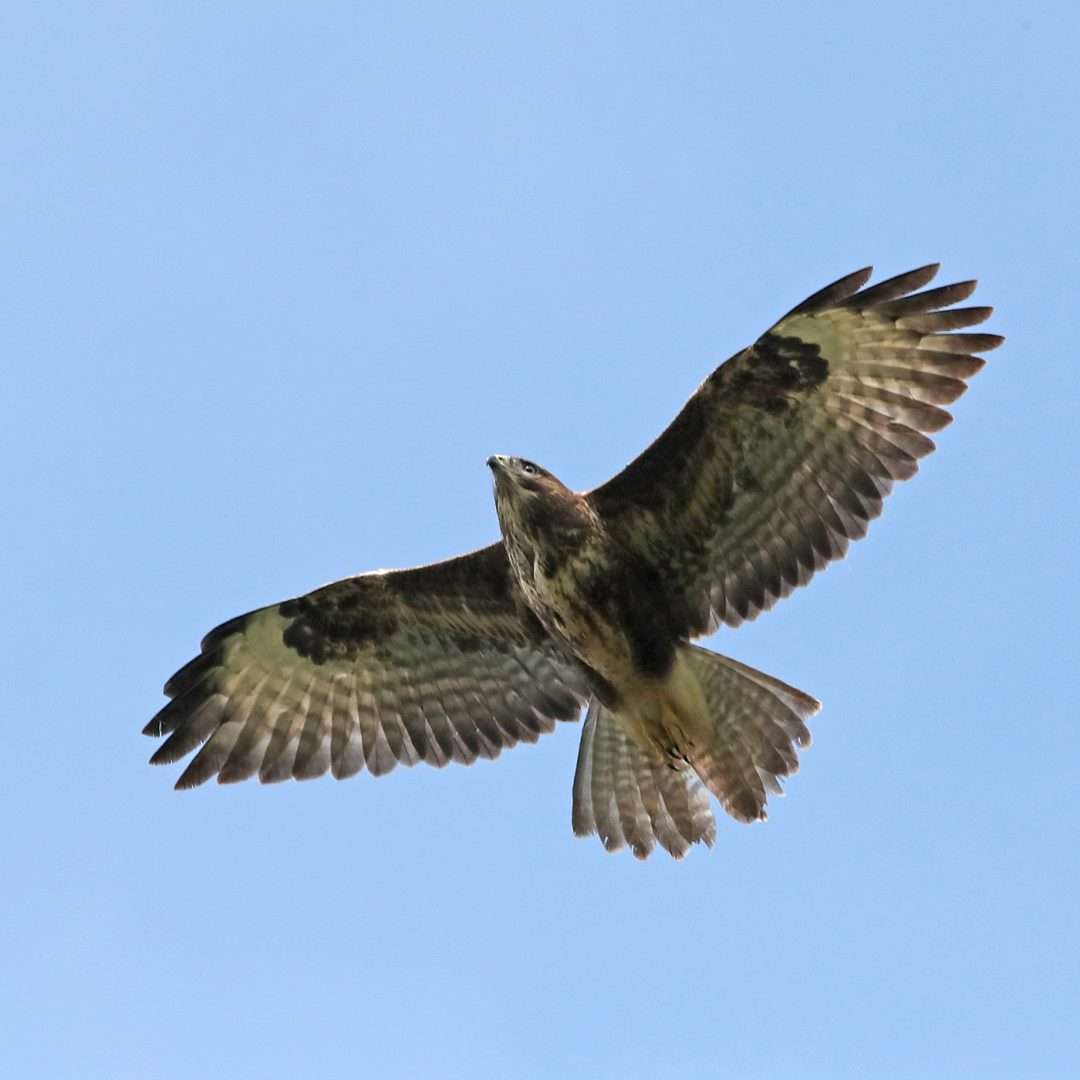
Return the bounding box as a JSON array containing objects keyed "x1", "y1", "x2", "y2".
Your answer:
[{"x1": 146, "y1": 264, "x2": 1002, "y2": 858}]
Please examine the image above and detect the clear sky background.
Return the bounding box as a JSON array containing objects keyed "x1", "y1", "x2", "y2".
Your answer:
[{"x1": 4, "y1": 3, "x2": 1077, "y2": 1078}]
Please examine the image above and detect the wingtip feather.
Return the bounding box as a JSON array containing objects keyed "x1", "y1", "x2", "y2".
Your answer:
[{"x1": 782, "y1": 265, "x2": 874, "y2": 319}]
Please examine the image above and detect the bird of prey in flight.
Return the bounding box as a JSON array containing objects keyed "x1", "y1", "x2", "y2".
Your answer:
[{"x1": 145, "y1": 264, "x2": 1001, "y2": 859}]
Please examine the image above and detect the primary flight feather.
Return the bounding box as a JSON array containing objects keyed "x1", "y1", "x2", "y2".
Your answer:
[{"x1": 146, "y1": 264, "x2": 1002, "y2": 858}]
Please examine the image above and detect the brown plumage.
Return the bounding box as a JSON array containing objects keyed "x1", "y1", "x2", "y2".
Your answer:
[{"x1": 145, "y1": 264, "x2": 1002, "y2": 858}]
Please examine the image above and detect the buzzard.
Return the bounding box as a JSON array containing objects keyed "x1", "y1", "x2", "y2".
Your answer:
[{"x1": 146, "y1": 264, "x2": 1001, "y2": 859}]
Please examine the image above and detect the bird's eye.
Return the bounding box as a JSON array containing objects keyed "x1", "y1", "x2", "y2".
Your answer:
[{"x1": 520, "y1": 461, "x2": 538, "y2": 476}]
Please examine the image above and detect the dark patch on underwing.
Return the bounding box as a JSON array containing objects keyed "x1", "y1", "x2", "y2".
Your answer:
[
  {"x1": 280, "y1": 576, "x2": 399, "y2": 664},
  {"x1": 724, "y1": 333, "x2": 828, "y2": 413}
]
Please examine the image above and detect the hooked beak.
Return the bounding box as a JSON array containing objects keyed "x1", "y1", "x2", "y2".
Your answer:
[{"x1": 486, "y1": 454, "x2": 509, "y2": 474}]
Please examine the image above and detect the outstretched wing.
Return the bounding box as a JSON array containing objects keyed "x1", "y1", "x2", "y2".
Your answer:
[
  {"x1": 588, "y1": 264, "x2": 1003, "y2": 634},
  {"x1": 145, "y1": 543, "x2": 590, "y2": 788}
]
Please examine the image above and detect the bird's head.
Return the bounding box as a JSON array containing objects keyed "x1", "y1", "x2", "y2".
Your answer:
[
  {"x1": 486, "y1": 454, "x2": 556, "y2": 492},
  {"x1": 486, "y1": 455, "x2": 586, "y2": 543},
  {"x1": 486, "y1": 455, "x2": 558, "y2": 513}
]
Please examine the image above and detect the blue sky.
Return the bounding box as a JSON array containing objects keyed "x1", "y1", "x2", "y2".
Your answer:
[{"x1": 4, "y1": 3, "x2": 1078, "y2": 1077}]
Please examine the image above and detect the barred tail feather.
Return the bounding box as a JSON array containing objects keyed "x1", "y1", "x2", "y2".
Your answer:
[
  {"x1": 571, "y1": 698, "x2": 716, "y2": 860},
  {"x1": 681, "y1": 644, "x2": 819, "y2": 824},
  {"x1": 570, "y1": 648, "x2": 818, "y2": 859}
]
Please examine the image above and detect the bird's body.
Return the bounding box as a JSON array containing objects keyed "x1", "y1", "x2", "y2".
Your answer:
[
  {"x1": 492, "y1": 463, "x2": 670, "y2": 694},
  {"x1": 146, "y1": 264, "x2": 1003, "y2": 858},
  {"x1": 490, "y1": 457, "x2": 704, "y2": 766}
]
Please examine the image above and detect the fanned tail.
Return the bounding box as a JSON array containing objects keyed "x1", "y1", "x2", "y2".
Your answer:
[
  {"x1": 570, "y1": 645, "x2": 819, "y2": 859},
  {"x1": 571, "y1": 698, "x2": 716, "y2": 860},
  {"x1": 680, "y1": 644, "x2": 819, "y2": 824}
]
